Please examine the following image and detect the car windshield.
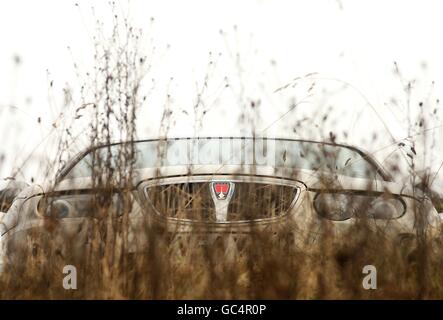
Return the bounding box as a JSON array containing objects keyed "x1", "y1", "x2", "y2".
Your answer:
[{"x1": 63, "y1": 138, "x2": 386, "y2": 181}]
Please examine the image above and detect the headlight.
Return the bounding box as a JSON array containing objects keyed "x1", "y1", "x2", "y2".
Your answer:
[
  {"x1": 37, "y1": 192, "x2": 132, "y2": 219},
  {"x1": 314, "y1": 192, "x2": 406, "y2": 221},
  {"x1": 44, "y1": 200, "x2": 71, "y2": 219}
]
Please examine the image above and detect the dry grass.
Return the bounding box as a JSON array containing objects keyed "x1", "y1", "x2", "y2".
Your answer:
[
  {"x1": 1, "y1": 202, "x2": 443, "y2": 300},
  {"x1": 1, "y1": 2, "x2": 443, "y2": 300}
]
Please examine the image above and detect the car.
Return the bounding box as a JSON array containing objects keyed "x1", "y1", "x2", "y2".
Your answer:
[
  {"x1": 0, "y1": 137, "x2": 441, "y2": 272},
  {"x1": 0, "y1": 180, "x2": 29, "y2": 213}
]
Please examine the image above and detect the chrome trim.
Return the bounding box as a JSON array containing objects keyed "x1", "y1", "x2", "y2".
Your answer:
[{"x1": 141, "y1": 175, "x2": 303, "y2": 225}]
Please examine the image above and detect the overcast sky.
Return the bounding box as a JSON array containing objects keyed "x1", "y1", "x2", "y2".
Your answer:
[{"x1": 0, "y1": 0, "x2": 442, "y2": 184}]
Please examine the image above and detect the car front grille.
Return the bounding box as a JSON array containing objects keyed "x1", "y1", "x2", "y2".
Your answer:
[
  {"x1": 145, "y1": 183, "x2": 216, "y2": 221},
  {"x1": 145, "y1": 181, "x2": 299, "y2": 222}
]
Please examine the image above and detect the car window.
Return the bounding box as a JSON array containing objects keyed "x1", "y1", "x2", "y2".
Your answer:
[{"x1": 63, "y1": 138, "x2": 386, "y2": 181}]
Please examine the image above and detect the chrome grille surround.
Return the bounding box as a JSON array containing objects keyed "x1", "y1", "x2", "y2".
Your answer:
[{"x1": 142, "y1": 175, "x2": 303, "y2": 224}]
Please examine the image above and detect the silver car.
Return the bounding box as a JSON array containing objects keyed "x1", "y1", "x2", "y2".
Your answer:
[{"x1": 0, "y1": 137, "x2": 441, "y2": 270}]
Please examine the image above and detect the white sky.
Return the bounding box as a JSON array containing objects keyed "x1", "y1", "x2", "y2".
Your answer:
[{"x1": 0, "y1": 0, "x2": 442, "y2": 184}]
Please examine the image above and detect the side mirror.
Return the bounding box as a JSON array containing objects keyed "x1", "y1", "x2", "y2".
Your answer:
[
  {"x1": 437, "y1": 195, "x2": 443, "y2": 217},
  {"x1": 433, "y1": 199, "x2": 443, "y2": 216},
  {"x1": 421, "y1": 187, "x2": 443, "y2": 216},
  {"x1": 0, "y1": 180, "x2": 28, "y2": 212}
]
